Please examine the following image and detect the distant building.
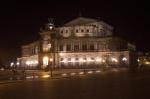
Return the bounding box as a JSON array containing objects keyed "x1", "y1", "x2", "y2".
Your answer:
[
  {"x1": 17, "y1": 17, "x2": 137, "y2": 70},
  {"x1": 138, "y1": 52, "x2": 150, "y2": 66}
]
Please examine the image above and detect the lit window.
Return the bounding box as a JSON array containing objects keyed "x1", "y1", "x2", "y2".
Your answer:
[
  {"x1": 59, "y1": 53, "x2": 64, "y2": 56},
  {"x1": 43, "y1": 56, "x2": 49, "y2": 66},
  {"x1": 96, "y1": 57, "x2": 102, "y2": 62},
  {"x1": 43, "y1": 48, "x2": 49, "y2": 52},
  {"x1": 111, "y1": 57, "x2": 118, "y2": 62},
  {"x1": 122, "y1": 57, "x2": 127, "y2": 61},
  {"x1": 49, "y1": 58, "x2": 53, "y2": 62},
  {"x1": 47, "y1": 43, "x2": 51, "y2": 49},
  {"x1": 26, "y1": 61, "x2": 30, "y2": 65}
]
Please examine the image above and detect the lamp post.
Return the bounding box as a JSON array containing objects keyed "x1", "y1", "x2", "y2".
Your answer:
[
  {"x1": 49, "y1": 58, "x2": 53, "y2": 77},
  {"x1": 10, "y1": 62, "x2": 14, "y2": 69},
  {"x1": 41, "y1": 18, "x2": 55, "y2": 77}
]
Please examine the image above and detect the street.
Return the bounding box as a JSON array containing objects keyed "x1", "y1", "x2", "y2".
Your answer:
[{"x1": 0, "y1": 69, "x2": 150, "y2": 99}]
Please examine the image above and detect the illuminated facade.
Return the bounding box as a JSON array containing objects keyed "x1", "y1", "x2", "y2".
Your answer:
[{"x1": 17, "y1": 17, "x2": 137, "y2": 70}]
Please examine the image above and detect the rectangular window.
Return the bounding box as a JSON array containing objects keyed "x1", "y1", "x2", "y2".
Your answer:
[
  {"x1": 59, "y1": 45, "x2": 63, "y2": 51},
  {"x1": 66, "y1": 44, "x2": 71, "y2": 51},
  {"x1": 60, "y1": 58, "x2": 64, "y2": 62},
  {"x1": 32, "y1": 48, "x2": 34, "y2": 54},
  {"x1": 67, "y1": 58, "x2": 71, "y2": 62},
  {"x1": 43, "y1": 48, "x2": 49, "y2": 52},
  {"x1": 38, "y1": 46, "x2": 41, "y2": 53},
  {"x1": 76, "y1": 29, "x2": 79, "y2": 32},
  {"x1": 90, "y1": 44, "x2": 94, "y2": 51},
  {"x1": 83, "y1": 58, "x2": 87, "y2": 61},
  {"x1": 75, "y1": 58, "x2": 79, "y2": 61},
  {"x1": 60, "y1": 62, "x2": 65, "y2": 67},
  {"x1": 82, "y1": 44, "x2": 87, "y2": 51},
  {"x1": 91, "y1": 57, "x2": 95, "y2": 61},
  {"x1": 35, "y1": 47, "x2": 38, "y2": 54},
  {"x1": 75, "y1": 62, "x2": 79, "y2": 68},
  {"x1": 74, "y1": 45, "x2": 79, "y2": 51},
  {"x1": 68, "y1": 62, "x2": 72, "y2": 68}
]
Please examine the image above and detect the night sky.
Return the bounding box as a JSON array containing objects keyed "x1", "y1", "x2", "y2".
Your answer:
[{"x1": 0, "y1": 1, "x2": 149, "y2": 54}]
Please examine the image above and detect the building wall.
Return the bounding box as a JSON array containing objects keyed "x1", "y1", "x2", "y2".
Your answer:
[
  {"x1": 57, "y1": 37, "x2": 129, "y2": 53},
  {"x1": 22, "y1": 41, "x2": 41, "y2": 57}
]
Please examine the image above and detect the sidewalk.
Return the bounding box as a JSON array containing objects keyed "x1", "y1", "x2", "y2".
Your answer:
[
  {"x1": 0, "y1": 80, "x2": 22, "y2": 84},
  {"x1": 0, "y1": 68, "x2": 129, "y2": 84}
]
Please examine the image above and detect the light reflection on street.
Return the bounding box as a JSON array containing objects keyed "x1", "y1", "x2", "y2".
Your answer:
[
  {"x1": 6, "y1": 68, "x2": 128, "y2": 81},
  {"x1": 1, "y1": 68, "x2": 150, "y2": 99}
]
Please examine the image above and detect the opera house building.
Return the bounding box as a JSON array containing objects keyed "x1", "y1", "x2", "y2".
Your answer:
[{"x1": 17, "y1": 17, "x2": 137, "y2": 70}]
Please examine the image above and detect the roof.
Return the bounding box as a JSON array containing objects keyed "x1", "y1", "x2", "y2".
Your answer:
[{"x1": 64, "y1": 17, "x2": 98, "y2": 26}]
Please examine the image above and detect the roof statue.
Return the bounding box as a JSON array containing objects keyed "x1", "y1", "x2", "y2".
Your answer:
[{"x1": 48, "y1": 18, "x2": 54, "y2": 30}]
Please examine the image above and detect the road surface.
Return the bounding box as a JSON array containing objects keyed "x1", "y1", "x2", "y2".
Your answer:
[{"x1": 0, "y1": 69, "x2": 150, "y2": 99}]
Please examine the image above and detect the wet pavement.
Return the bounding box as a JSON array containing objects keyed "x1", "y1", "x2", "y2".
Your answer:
[{"x1": 0, "y1": 68, "x2": 150, "y2": 99}]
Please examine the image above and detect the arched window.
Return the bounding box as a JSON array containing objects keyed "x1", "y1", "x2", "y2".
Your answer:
[
  {"x1": 86, "y1": 29, "x2": 89, "y2": 32},
  {"x1": 66, "y1": 30, "x2": 68, "y2": 33},
  {"x1": 90, "y1": 44, "x2": 94, "y2": 51},
  {"x1": 76, "y1": 29, "x2": 79, "y2": 32},
  {"x1": 81, "y1": 29, "x2": 84, "y2": 32},
  {"x1": 61, "y1": 30, "x2": 63, "y2": 34}
]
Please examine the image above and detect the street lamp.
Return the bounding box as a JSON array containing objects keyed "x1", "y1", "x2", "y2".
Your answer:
[
  {"x1": 10, "y1": 62, "x2": 15, "y2": 70},
  {"x1": 10, "y1": 62, "x2": 14, "y2": 67}
]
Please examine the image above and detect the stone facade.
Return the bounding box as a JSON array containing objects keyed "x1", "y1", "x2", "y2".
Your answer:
[{"x1": 17, "y1": 17, "x2": 137, "y2": 70}]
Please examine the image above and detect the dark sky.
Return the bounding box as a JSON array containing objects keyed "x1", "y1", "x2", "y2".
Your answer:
[{"x1": 0, "y1": 1, "x2": 149, "y2": 53}]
